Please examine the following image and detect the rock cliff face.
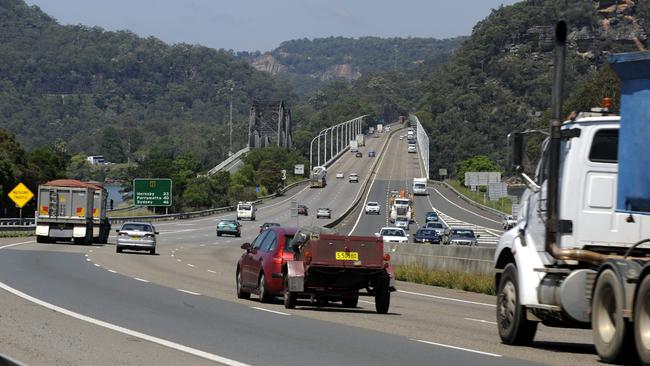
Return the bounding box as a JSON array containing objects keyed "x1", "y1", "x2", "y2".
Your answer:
[
  {"x1": 250, "y1": 54, "x2": 287, "y2": 75},
  {"x1": 250, "y1": 54, "x2": 362, "y2": 81}
]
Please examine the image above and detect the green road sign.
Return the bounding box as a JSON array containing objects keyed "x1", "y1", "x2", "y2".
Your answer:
[{"x1": 133, "y1": 179, "x2": 172, "y2": 206}]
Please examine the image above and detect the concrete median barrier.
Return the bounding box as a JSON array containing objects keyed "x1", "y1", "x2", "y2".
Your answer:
[{"x1": 384, "y1": 243, "x2": 495, "y2": 276}]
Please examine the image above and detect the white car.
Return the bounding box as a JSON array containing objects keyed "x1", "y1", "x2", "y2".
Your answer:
[
  {"x1": 399, "y1": 135, "x2": 404, "y2": 140},
  {"x1": 336, "y1": 172, "x2": 344, "y2": 179},
  {"x1": 408, "y1": 144, "x2": 416, "y2": 153},
  {"x1": 349, "y1": 173, "x2": 359, "y2": 183},
  {"x1": 365, "y1": 201, "x2": 380, "y2": 214},
  {"x1": 236, "y1": 202, "x2": 256, "y2": 221},
  {"x1": 375, "y1": 227, "x2": 408, "y2": 243}
]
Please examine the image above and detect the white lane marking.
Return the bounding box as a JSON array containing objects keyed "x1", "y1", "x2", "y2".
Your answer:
[
  {"x1": 0, "y1": 282, "x2": 250, "y2": 366},
  {"x1": 187, "y1": 264, "x2": 195, "y2": 268},
  {"x1": 86, "y1": 258, "x2": 91, "y2": 262},
  {"x1": 431, "y1": 187, "x2": 502, "y2": 225},
  {"x1": 0, "y1": 240, "x2": 35, "y2": 249},
  {"x1": 358, "y1": 300, "x2": 375, "y2": 305},
  {"x1": 250, "y1": 307, "x2": 290, "y2": 316},
  {"x1": 464, "y1": 317, "x2": 497, "y2": 325},
  {"x1": 93, "y1": 263, "x2": 101, "y2": 267},
  {"x1": 177, "y1": 259, "x2": 182, "y2": 262},
  {"x1": 199, "y1": 244, "x2": 205, "y2": 247},
  {"x1": 347, "y1": 131, "x2": 397, "y2": 235},
  {"x1": 171, "y1": 253, "x2": 175, "y2": 257},
  {"x1": 85, "y1": 254, "x2": 89, "y2": 257},
  {"x1": 397, "y1": 290, "x2": 495, "y2": 307},
  {"x1": 107, "y1": 269, "x2": 117, "y2": 274},
  {"x1": 134, "y1": 278, "x2": 149, "y2": 283},
  {"x1": 89, "y1": 250, "x2": 93, "y2": 253},
  {"x1": 177, "y1": 289, "x2": 201, "y2": 296},
  {"x1": 158, "y1": 229, "x2": 201, "y2": 235},
  {"x1": 411, "y1": 339, "x2": 501, "y2": 358},
  {"x1": 207, "y1": 270, "x2": 216, "y2": 274}
]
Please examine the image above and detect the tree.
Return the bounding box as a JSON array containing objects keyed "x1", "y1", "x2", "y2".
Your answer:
[
  {"x1": 256, "y1": 160, "x2": 282, "y2": 193},
  {"x1": 456, "y1": 155, "x2": 502, "y2": 185}
]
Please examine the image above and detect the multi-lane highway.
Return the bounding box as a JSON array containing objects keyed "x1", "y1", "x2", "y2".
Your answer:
[{"x1": 0, "y1": 127, "x2": 601, "y2": 366}]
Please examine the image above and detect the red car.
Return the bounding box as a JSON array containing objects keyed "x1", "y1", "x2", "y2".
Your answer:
[{"x1": 236, "y1": 226, "x2": 297, "y2": 302}]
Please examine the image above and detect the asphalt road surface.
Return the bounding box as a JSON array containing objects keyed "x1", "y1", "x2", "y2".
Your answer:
[{"x1": 0, "y1": 127, "x2": 601, "y2": 366}]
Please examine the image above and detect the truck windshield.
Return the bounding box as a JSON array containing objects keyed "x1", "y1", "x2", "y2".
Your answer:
[
  {"x1": 395, "y1": 199, "x2": 409, "y2": 205},
  {"x1": 414, "y1": 184, "x2": 425, "y2": 189}
]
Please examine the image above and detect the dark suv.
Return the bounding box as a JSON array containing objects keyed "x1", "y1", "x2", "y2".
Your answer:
[{"x1": 236, "y1": 227, "x2": 297, "y2": 302}]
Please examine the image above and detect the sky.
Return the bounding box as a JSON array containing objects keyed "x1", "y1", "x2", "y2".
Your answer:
[{"x1": 25, "y1": 0, "x2": 520, "y2": 52}]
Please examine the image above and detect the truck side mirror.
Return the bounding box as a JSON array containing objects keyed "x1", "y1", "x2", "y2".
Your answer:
[{"x1": 511, "y1": 132, "x2": 524, "y2": 172}]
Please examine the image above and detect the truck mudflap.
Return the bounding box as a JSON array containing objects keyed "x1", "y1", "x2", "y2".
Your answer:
[
  {"x1": 286, "y1": 260, "x2": 305, "y2": 292},
  {"x1": 36, "y1": 225, "x2": 49, "y2": 236},
  {"x1": 72, "y1": 226, "x2": 87, "y2": 238}
]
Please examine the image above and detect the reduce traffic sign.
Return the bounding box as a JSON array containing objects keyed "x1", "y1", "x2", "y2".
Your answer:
[{"x1": 133, "y1": 179, "x2": 172, "y2": 207}]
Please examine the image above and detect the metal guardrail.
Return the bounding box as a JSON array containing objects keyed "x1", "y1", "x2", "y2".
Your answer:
[
  {"x1": 326, "y1": 123, "x2": 407, "y2": 229},
  {"x1": 433, "y1": 180, "x2": 508, "y2": 219},
  {"x1": 0, "y1": 218, "x2": 35, "y2": 226}
]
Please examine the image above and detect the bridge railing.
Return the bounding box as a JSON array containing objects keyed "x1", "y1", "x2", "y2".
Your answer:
[{"x1": 207, "y1": 147, "x2": 250, "y2": 176}]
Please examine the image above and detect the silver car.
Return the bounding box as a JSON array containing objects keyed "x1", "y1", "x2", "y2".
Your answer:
[
  {"x1": 425, "y1": 221, "x2": 445, "y2": 237},
  {"x1": 446, "y1": 228, "x2": 479, "y2": 246},
  {"x1": 316, "y1": 208, "x2": 332, "y2": 219},
  {"x1": 394, "y1": 217, "x2": 410, "y2": 231},
  {"x1": 116, "y1": 222, "x2": 158, "y2": 255}
]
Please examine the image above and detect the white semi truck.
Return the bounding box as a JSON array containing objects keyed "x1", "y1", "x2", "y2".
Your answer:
[
  {"x1": 389, "y1": 190, "x2": 414, "y2": 223},
  {"x1": 376, "y1": 124, "x2": 383, "y2": 133},
  {"x1": 495, "y1": 22, "x2": 650, "y2": 364}
]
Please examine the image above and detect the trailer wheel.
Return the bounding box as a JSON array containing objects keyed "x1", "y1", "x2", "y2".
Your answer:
[
  {"x1": 258, "y1": 273, "x2": 273, "y2": 303},
  {"x1": 375, "y1": 280, "x2": 390, "y2": 314},
  {"x1": 236, "y1": 269, "x2": 250, "y2": 300},
  {"x1": 497, "y1": 263, "x2": 537, "y2": 345},
  {"x1": 283, "y1": 276, "x2": 296, "y2": 309},
  {"x1": 592, "y1": 268, "x2": 634, "y2": 363},
  {"x1": 342, "y1": 295, "x2": 359, "y2": 308},
  {"x1": 634, "y1": 274, "x2": 650, "y2": 364}
]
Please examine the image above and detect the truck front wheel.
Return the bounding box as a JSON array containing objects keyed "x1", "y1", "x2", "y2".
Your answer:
[
  {"x1": 497, "y1": 263, "x2": 537, "y2": 345},
  {"x1": 592, "y1": 268, "x2": 634, "y2": 363}
]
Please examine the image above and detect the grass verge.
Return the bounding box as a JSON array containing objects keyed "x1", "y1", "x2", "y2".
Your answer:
[
  {"x1": 395, "y1": 264, "x2": 495, "y2": 295},
  {"x1": 0, "y1": 231, "x2": 35, "y2": 238},
  {"x1": 107, "y1": 206, "x2": 156, "y2": 218},
  {"x1": 447, "y1": 180, "x2": 512, "y2": 215}
]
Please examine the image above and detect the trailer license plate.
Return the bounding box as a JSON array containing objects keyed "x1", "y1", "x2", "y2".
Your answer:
[{"x1": 335, "y1": 252, "x2": 358, "y2": 260}]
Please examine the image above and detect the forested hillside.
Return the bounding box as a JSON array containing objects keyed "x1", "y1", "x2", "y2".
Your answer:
[
  {"x1": 0, "y1": 0, "x2": 294, "y2": 168},
  {"x1": 238, "y1": 36, "x2": 464, "y2": 93},
  {"x1": 414, "y1": 0, "x2": 649, "y2": 174}
]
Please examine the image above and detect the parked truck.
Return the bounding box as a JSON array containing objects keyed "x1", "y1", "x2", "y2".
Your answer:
[
  {"x1": 356, "y1": 133, "x2": 365, "y2": 147},
  {"x1": 283, "y1": 227, "x2": 395, "y2": 314},
  {"x1": 377, "y1": 124, "x2": 383, "y2": 133},
  {"x1": 369, "y1": 126, "x2": 375, "y2": 134},
  {"x1": 35, "y1": 179, "x2": 111, "y2": 245},
  {"x1": 309, "y1": 166, "x2": 327, "y2": 188},
  {"x1": 389, "y1": 189, "x2": 414, "y2": 223},
  {"x1": 495, "y1": 22, "x2": 650, "y2": 364}
]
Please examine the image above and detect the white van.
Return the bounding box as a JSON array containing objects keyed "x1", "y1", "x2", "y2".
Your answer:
[{"x1": 236, "y1": 202, "x2": 256, "y2": 221}]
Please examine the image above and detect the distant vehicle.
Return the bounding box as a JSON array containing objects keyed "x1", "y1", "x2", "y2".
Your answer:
[
  {"x1": 316, "y1": 208, "x2": 332, "y2": 219},
  {"x1": 236, "y1": 202, "x2": 256, "y2": 221},
  {"x1": 407, "y1": 144, "x2": 417, "y2": 153},
  {"x1": 259, "y1": 222, "x2": 280, "y2": 233},
  {"x1": 116, "y1": 222, "x2": 158, "y2": 255},
  {"x1": 399, "y1": 136, "x2": 404, "y2": 140},
  {"x1": 368, "y1": 126, "x2": 375, "y2": 134},
  {"x1": 407, "y1": 129, "x2": 414, "y2": 139},
  {"x1": 425, "y1": 211, "x2": 439, "y2": 222},
  {"x1": 349, "y1": 173, "x2": 359, "y2": 183},
  {"x1": 355, "y1": 152, "x2": 363, "y2": 158},
  {"x1": 217, "y1": 219, "x2": 241, "y2": 237},
  {"x1": 376, "y1": 227, "x2": 408, "y2": 243},
  {"x1": 389, "y1": 190, "x2": 414, "y2": 223},
  {"x1": 413, "y1": 228, "x2": 440, "y2": 244},
  {"x1": 356, "y1": 134, "x2": 365, "y2": 147},
  {"x1": 377, "y1": 124, "x2": 383, "y2": 133},
  {"x1": 394, "y1": 217, "x2": 410, "y2": 231},
  {"x1": 350, "y1": 140, "x2": 359, "y2": 152},
  {"x1": 502, "y1": 215, "x2": 517, "y2": 230},
  {"x1": 336, "y1": 172, "x2": 344, "y2": 179},
  {"x1": 445, "y1": 228, "x2": 479, "y2": 246},
  {"x1": 236, "y1": 226, "x2": 297, "y2": 302},
  {"x1": 368, "y1": 151, "x2": 376, "y2": 157},
  {"x1": 365, "y1": 201, "x2": 380, "y2": 214},
  {"x1": 385, "y1": 126, "x2": 390, "y2": 132},
  {"x1": 413, "y1": 178, "x2": 427, "y2": 195},
  {"x1": 310, "y1": 166, "x2": 327, "y2": 188},
  {"x1": 425, "y1": 221, "x2": 445, "y2": 237},
  {"x1": 297, "y1": 204, "x2": 308, "y2": 216}
]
